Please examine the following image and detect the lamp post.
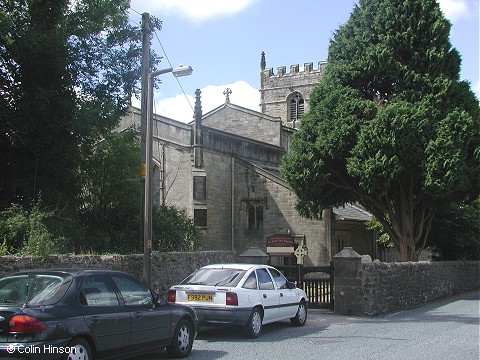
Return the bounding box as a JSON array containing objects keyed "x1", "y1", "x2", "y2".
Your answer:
[{"x1": 143, "y1": 65, "x2": 193, "y2": 288}]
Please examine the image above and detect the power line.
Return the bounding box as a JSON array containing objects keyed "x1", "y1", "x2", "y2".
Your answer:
[
  {"x1": 128, "y1": 10, "x2": 194, "y2": 116},
  {"x1": 127, "y1": 7, "x2": 142, "y2": 26},
  {"x1": 153, "y1": 31, "x2": 194, "y2": 113},
  {"x1": 128, "y1": 7, "x2": 142, "y2": 16}
]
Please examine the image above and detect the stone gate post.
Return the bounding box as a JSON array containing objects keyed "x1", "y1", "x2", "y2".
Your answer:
[{"x1": 333, "y1": 247, "x2": 363, "y2": 315}]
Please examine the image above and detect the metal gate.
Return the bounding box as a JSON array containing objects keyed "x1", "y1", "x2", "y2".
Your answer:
[{"x1": 276, "y1": 264, "x2": 334, "y2": 310}]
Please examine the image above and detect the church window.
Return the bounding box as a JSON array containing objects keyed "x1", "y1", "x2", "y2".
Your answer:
[
  {"x1": 194, "y1": 209, "x2": 207, "y2": 227},
  {"x1": 247, "y1": 202, "x2": 264, "y2": 230},
  {"x1": 289, "y1": 93, "x2": 304, "y2": 123},
  {"x1": 193, "y1": 176, "x2": 206, "y2": 201}
]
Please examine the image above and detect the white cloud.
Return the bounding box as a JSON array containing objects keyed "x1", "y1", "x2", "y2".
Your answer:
[
  {"x1": 130, "y1": 0, "x2": 257, "y2": 22},
  {"x1": 200, "y1": 81, "x2": 259, "y2": 114},
  {"x1": 473, "y1": 81, "x2": 480, "y2": 100},
  {"x1": 132, "y1": 81, "x2": 259, "y2": 123},
  {"x1": 437, "y1": 0, "x2": 470, "y2": 22}
]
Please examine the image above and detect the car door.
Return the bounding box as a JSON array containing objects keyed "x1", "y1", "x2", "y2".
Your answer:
[
  {"x1": 255, "y1": 268, "x2": 279, "y2": 322},
  {"x1": 268, "y1": 268, "x2": 298, "y2": 318},
  {"x1": 79, "y1": 275, "x2": 131, "y2": 358},
  {"x1": 110, "y1": 274, "x2": 171, "y2": 351}
]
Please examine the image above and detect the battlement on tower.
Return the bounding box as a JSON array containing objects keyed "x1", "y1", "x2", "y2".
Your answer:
[
  {"x1": 262, "y1": 61, "x2": 327, "y2": 78},
  {"x1": 259, "y1": 52, "x2": 328, "y2": 124}
]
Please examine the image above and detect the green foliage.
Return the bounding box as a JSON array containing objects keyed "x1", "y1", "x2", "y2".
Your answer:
[
  {"x1": 0, "y1": 199, "x2": 70, "y2": 257},
  {"x1": 153, "y1": 205, "x2": 204, "y2": 252},
  {"x1": 281, "y1": 0, "x2": 480, "y2": 261},
  {"x1": 78, "y1": 129, "x2": 141, "y2": 254},
  {"x1": 426, "y1": 200, "x2": 480, "y2": 260},
  {"x1": 365, "y1": 217, "x2": 393, "y2": 248},
  {"x1": 0, "y1": 1, "x2": 165, "y2": 253},
  {"x1": 73, "y1": 129, "x2": 203, "y2": 255},
  {"x1": 0, "y1": 238, "x2": 9, "y2": 256},
  {"x1": 0, "y1": 0, "x2": 162, "y2": 210}
]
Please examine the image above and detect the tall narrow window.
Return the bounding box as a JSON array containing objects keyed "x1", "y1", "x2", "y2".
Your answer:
[
  {"x1": 247, "y1": 202, "x2": 264, "y2": 230},
  {"x1": 193, "y1": 176, "x2": 206, "y2": 201},
  {"x1": 289, "y1": 93, "x2": 304, "y2": 123}
]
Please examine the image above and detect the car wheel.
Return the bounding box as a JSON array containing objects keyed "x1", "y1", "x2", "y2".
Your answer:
[
  {"x1": 167, "y1": 319, "x2": 193, "y2": 358},
  {"x1": 244, "y1": 307, "x2": 263, "y2": 338},
  {"x1": 290, "y1": 300, "x2": 307, "y2": 326},
  {"x1": 62, "y1": 337, "x2": 92, "y2": 360}
]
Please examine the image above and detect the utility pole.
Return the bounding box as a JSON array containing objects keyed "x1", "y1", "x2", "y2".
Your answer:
[{"x1": 140, "y1": 13, "x2": 150, "y2": 286}]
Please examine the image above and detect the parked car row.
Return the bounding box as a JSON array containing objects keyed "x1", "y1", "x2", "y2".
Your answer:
[{"x1": 0, "y1": 264, "x2": 308, "y2": 360}]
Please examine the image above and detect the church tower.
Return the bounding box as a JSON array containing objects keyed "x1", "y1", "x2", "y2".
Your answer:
[{"x1": 259, "y1": 51, "x2": 327, "y2": 128}]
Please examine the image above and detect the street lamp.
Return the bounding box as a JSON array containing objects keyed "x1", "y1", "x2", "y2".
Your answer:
[{"x1": 144, "y1": 65, "x2": 193, "y2": 287}]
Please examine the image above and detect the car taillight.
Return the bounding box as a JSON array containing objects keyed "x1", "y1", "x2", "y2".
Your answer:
[
  {"x1": 167, "y1": 290, "x2": 176, "y2": 302},
  {"x1": 226, "y1": 292, "x2": 238, "y2": 306},
  {"x1": 9, "y1": 315, "x2": 46, "y2": 333}
]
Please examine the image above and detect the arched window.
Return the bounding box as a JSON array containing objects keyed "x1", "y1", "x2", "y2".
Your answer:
[{"x1": 289, "y1": 92, "x2": 304, "y2": 124}]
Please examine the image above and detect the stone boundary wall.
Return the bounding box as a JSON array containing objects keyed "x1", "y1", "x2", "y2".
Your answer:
[
  {"x1": 333, "y1": 248, "x2": 480, "y2": 316},
  {"x1": 361, "y1": 261, "x2": 480, "y2": 316},
  {"x1": 0, "y1": 251, "x2": 237, "y2": 295}
]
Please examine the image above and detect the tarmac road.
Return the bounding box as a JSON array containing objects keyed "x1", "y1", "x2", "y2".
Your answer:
[{"x1": 137, "y1": 290, "x2": 479, "y2": 360}]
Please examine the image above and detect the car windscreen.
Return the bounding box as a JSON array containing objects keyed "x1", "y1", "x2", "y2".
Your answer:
[
  {"x1": 0, "y1": 273, "x2": 69, "y2": 306},
  {"x1": 181, "y1": 268, "x2": 246, "y2": 287}
]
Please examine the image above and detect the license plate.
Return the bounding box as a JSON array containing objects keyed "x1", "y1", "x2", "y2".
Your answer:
[{"x1": 187, "y1": 294, "x2": 213, "y2": 301}]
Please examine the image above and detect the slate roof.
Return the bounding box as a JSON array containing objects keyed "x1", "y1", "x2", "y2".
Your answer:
[{"x1": 333, "y1": 203, "x2": 372, "y2": 221}]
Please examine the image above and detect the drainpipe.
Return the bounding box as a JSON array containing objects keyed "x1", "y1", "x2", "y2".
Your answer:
[{"x1": 231, "y1": 156, "x2": 235, "y2": 251}]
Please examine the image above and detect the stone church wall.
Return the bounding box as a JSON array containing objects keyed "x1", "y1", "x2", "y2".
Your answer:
[
  {"x1": 199, "y1": 147, "x2": 331, "y2": 266},
  {"x1": 231, "y1": 160, "x2": 330, "y2": 266},
  {"x1": 203, "y1": 151, "x2": 234, "y2": 250},
  {"x1": 203, "y1": 105, "x2": 282, "y2": 146},
  {"x1": 155, "y1": 141, "x2": 194, "y2": 214},
  {"x1": 262, "y1": 179, "x2": 330, "y2": 266},
  {"x1": 333, "y1": 220, "x2": 376, "y2": 259},
  {"x1": 202, "y1": 128, "x2": 285, "y2": 164}
]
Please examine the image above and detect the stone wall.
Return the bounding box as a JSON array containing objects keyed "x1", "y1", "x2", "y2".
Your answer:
[
  {"x1": 334, "y1": 247, "x2": 480, "y2": 316},
  {"x1": 361, "y1": 261, "x2": 480, "y2": 316},
  {"x1": 203, "y1": 105, "x2": 283, "y2": 147},
  {"x1": 0, "y1": 251, "x2": 237, "y2": 295}
]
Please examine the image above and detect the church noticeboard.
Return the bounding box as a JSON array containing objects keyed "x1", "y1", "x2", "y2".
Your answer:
[{"x1": 266, "y1": 235, "x2": 294, "y2": 255}]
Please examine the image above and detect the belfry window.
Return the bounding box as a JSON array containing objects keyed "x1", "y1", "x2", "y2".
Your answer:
[{"x1": 289, "y1": 93, "x2": 304, "y2": 123}]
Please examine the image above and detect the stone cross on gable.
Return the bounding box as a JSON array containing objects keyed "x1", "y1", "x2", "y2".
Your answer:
[{"x1": 223, "y1": 88, "x2": 232, "y2": 103}]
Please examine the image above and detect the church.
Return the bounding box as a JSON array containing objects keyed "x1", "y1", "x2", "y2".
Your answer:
[{"x1": 119, "y1": 53, "x2": 376, "y2": 266}]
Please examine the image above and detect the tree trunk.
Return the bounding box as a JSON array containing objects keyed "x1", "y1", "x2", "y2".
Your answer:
[{"x1": 398, "y1": 239, "x2": 417, "y2": 262}]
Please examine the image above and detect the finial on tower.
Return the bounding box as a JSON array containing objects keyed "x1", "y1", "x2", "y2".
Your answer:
[
  {"x1": 260, "y1": 51, "x2": 266, "y2": 71},
  {"x1": 223, "y1": 88, "x2": 232, "y2": 103}
]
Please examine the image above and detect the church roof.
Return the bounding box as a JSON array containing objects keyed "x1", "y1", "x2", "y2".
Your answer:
[
  {"x1": 201, "y1": 101, "x2": 281, "y2": 123},
  {"x1": 333, "y1": 203, "x2": 372, "y2": 222}
]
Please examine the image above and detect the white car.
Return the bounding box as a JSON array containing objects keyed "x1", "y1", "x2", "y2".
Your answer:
[{"x1": 167, "y1": 263, "x2": 308, "y2": 338}]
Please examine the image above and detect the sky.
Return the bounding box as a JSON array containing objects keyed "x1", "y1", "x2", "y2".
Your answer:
[{"x1": 128, "y1": 0, "x2": 479, "y2": 123}]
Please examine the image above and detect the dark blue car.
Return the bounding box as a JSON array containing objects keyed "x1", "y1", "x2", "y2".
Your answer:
[{"x1": 0, "y1": 269, "x2": 199, "y2": 359}]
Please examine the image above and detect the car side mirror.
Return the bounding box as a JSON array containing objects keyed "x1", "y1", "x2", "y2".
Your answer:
[{"x1": 155, "y1": 295, "x2": 167, "y2": 306}]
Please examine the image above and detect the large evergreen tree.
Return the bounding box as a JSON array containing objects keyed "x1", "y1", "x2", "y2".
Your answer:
[{"x1": 281, "y1": 0, "x2": 480, "y2": 261}]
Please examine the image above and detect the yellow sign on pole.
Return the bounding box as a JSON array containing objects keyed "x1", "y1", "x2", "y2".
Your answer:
[{"x1": 140, "y1": 163, "x2": 146, "y2": 178}]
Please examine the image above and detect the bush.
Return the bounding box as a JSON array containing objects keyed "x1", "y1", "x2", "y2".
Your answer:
[
  {"x1": 153, "y1": 205, "x2": 204, "y2": 252},
  {"x1": 0, "y1": 199, "x2": 71, "y2": 257}
]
